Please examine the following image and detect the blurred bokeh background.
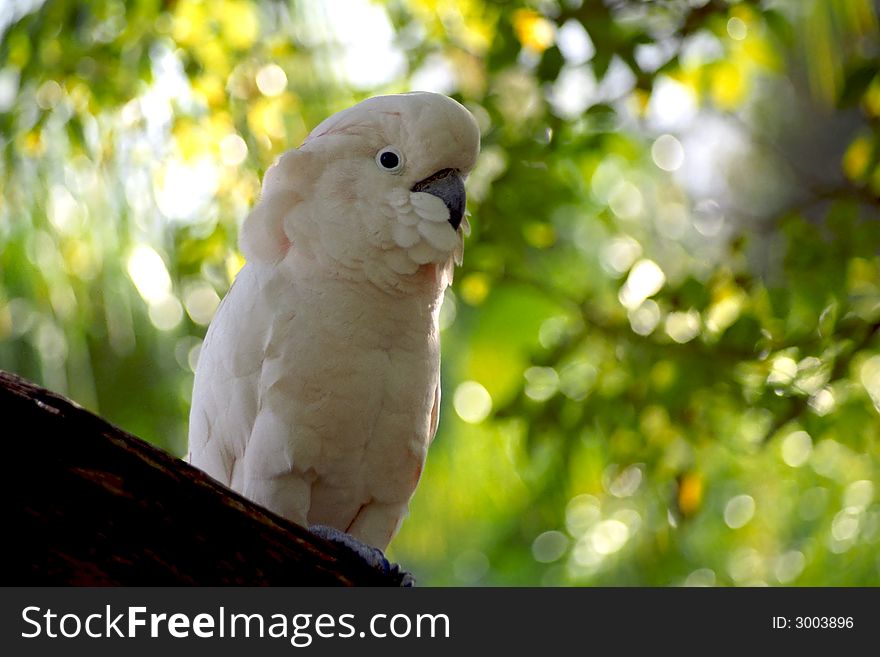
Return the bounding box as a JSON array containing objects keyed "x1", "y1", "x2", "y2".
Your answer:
[{"x1": 2, "y1": 0, "x2": 879, "y2": 586}]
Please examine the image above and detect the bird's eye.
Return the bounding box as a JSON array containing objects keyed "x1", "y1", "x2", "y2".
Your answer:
[{"x1": 376, "y1": 146, "x2": 404, "y2": 174}]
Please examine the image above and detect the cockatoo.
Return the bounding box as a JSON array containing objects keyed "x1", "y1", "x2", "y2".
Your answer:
[{"x1": 188, "y1": 92, "x2": 480, "y2": 552}]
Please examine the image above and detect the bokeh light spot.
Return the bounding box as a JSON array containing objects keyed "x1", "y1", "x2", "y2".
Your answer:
[
  {"x1": 651, "y1": 134, "x2": 684, "y2": 171},
  {"x1": 724, "y1": 494, "x2": 756, "y2": 529},
  {"x1": 183, "y1": 283, "x2": 221, "y2": 326},
  {"x1": 590, "y1": 519, "x2": 629, "y2": 555},
  {"x1": 665, "y1": 310, "x2": 701, "y2": 343},
  {"x1": 781, "y1": 430, "x2": 812, "y2": 468},
  {"x1": 127, "y1": 246, "x2": 172, "y2": 304},
  {"x1": 220, "y1": 134, "x2": 248, "y2": 166},
  {"x1": 727, "y1": 17, "x2": 748, "y2": 41},
  {"x1": 683, "y1": 568, "x2": 716, "y2": 587},
  {"x1": 628, "y1": 299, "x2": 661, "y2": 336},
  {"x1": 453, "y1": 381, "x2": 492, "y2": 423},
  {"x1": 565, "y1": 494, "x2": 601, "y2": 536},
  {"x1": 619, "y1": 259, "x2": 666, "y2": 310},
  {"x1": 600, "y1": 236, "x2": 642, "y2": 277},
  {"x1": 774, "y1": 551, "x2": 805, "y2": 584},
  {"x1": 608, "y1": 181, "x2": 644, "y2": 219},
  {"x1": 148, "y1": 295, "x2": 184, "y2": 332},
  {"x1": 557, "y1": 20, "x2": 594, "y2": 64},
  {"x1": 255, "y1": 64, "x2": 288, "y2": 97},
  {"x1": 831, "y1": 507, "x2": 861, "y2": 542},
  {"x1": 844, "y1": 480, "x2": 874, "y2": 509},
  {"x1": 532, "y1": 530, "x2": 569, "y2": 563},
  {"x1": 607, "y1": 465, "x2": 643, "y2": 498},
  {"x1": 559, "y1": 361, "x2": 597, "y2": 401},
  {"x1": 860, "y1": 355, "x2": 880, "y2": 411},
  {"x1": 524, "y1": 366, "x2": 559, "y2": 402}
]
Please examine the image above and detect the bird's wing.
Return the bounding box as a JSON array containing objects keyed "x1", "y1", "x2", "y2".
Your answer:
[
  {"x1": 187, "y1": 264, "x2": 265, "y2": 486},
  {"x1": 428, "y1": 378, "x2": 441, "y2": 445},
  {"x1": 190, "y1": 262, "x2": 318, "y2": 530},
  {"x1": 239, "y1": 148, "x2": 318, "y2": 263},
  {"x1": 190, "y1": 146, "x2": 319, "y2": 485}
]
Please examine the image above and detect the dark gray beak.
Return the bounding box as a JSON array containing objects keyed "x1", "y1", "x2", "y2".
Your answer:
[{"x1": 411, "y1": 168, "x2": 466, "y2": 230}]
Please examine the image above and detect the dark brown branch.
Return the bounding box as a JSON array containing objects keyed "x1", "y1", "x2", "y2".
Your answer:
[{"x1": 2, "y1": 370, "x2": 408, "y2": 586}]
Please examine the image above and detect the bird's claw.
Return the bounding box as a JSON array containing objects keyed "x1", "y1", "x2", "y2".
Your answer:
[{"x1": 310, "y1": 524, "x2": 415, "y2": 586}]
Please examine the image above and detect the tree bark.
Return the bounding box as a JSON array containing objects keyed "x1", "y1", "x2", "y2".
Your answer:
[{"x1": 3, "y1": 370, "x2": 408, "y2": 586}]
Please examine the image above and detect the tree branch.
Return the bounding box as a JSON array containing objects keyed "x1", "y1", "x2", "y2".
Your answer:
[{"x1": 3, "y1": 370, "x2": 408, "y2": 586}]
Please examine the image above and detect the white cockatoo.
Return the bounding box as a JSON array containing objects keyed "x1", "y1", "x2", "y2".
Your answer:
[{"x1": 188, "y1": 92, "x2": 480, "y2": 551}]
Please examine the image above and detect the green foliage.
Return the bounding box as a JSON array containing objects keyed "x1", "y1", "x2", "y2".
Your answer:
[{"x1": 1, "y1": 0, "x2": 878, "y2": 586}]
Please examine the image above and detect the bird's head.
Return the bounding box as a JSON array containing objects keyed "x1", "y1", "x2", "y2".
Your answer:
[{"x1": 240, "y1": 92, "x2": 481, "y2": 291}]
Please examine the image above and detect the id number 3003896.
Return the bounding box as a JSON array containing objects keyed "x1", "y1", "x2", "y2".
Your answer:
[{"x1": 772, "y1": 617, "x2": 854, "y2": 629}]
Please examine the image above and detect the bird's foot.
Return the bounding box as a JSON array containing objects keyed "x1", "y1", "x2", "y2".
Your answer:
[{"x1": 309, "y1": 524, "x2": 415, "y2": 587}]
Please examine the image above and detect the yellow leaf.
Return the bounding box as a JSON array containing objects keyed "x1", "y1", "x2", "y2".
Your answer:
[
  {"x1": 226, "y1": 252, "x2": 246, "y2": 281},
  {"x1": 460, "y1": 272, "x2": 491, "y2": 306},
  {"x1": 39, "y1": 39, "x2": 61, "y2": 67},
  {"x1": 650, "y1": 360, "x2": 677, "y2": 391},
  {"x1": 730, "y1": 3, "x2": 757, "y2": 24},
  {"x1": 512, "y1": 9, "x2": 555, "y2": 53},
  {"x1": 742, "y1": 34, "x2": 782, "y2": 72},
  {"x1": 677, "y1": 472, "x2": 703, "y2": 517},
  {"x1": 20, "y1": 130, "x2": 45, "y2": 156},
  {"x1": 220, "y1": 0, "x2": 259, "y2": 51},
  {"x1": 6, "y1": 31, "x2": 31, "y2": 68},
  {"x1": 0, "y1": 304, "x2": 11, "y2": 340},
  {"x1": 847, "y1": 257, "x2": 880, "y2": 295},
  {"x1": 707, "y1": 279, "x2": 748, "y2": 334},
  {"x1": 172, "y1": 0, "x2": 207, "y2": 47},
  {"x1": 193, "y1": 75, "x2": 226, "y2": 107},
  {"x1": 523, "y1": 222, "x2": 556, "y2": 249},
  {"x1": 871, "y1": 165, "x2": 880, "y2": 195},
  {"x1": 630, "y1": 88, "x2": 651, "y2": 116},
  {"x1": 710, "y1": 61, "x2": 748, "y2": 110},
  {"x1": 247, "y1": 96, "x2": 285, "y2": 140},
  {"x1": 63, "y1": 241, "x2": 100, "y2": 281},
  {"x1": 843, "y1": 135, "x2": 872, "y2": 181},
  {"x1": 209, "y1": 111, "x2": 235, "y2": 137},
  {"x1": 194, "y1": 40, "x2": 231, "y2": 76},
  {"x1": 173, "y1": 119, "x2": 213, "y2": 160},
  {"x1": 863, "y1": 77, "x2": 880, "y2": 117},
  {"x1": 408, "y1": 0, "x2": 499, "y2": 55}
]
